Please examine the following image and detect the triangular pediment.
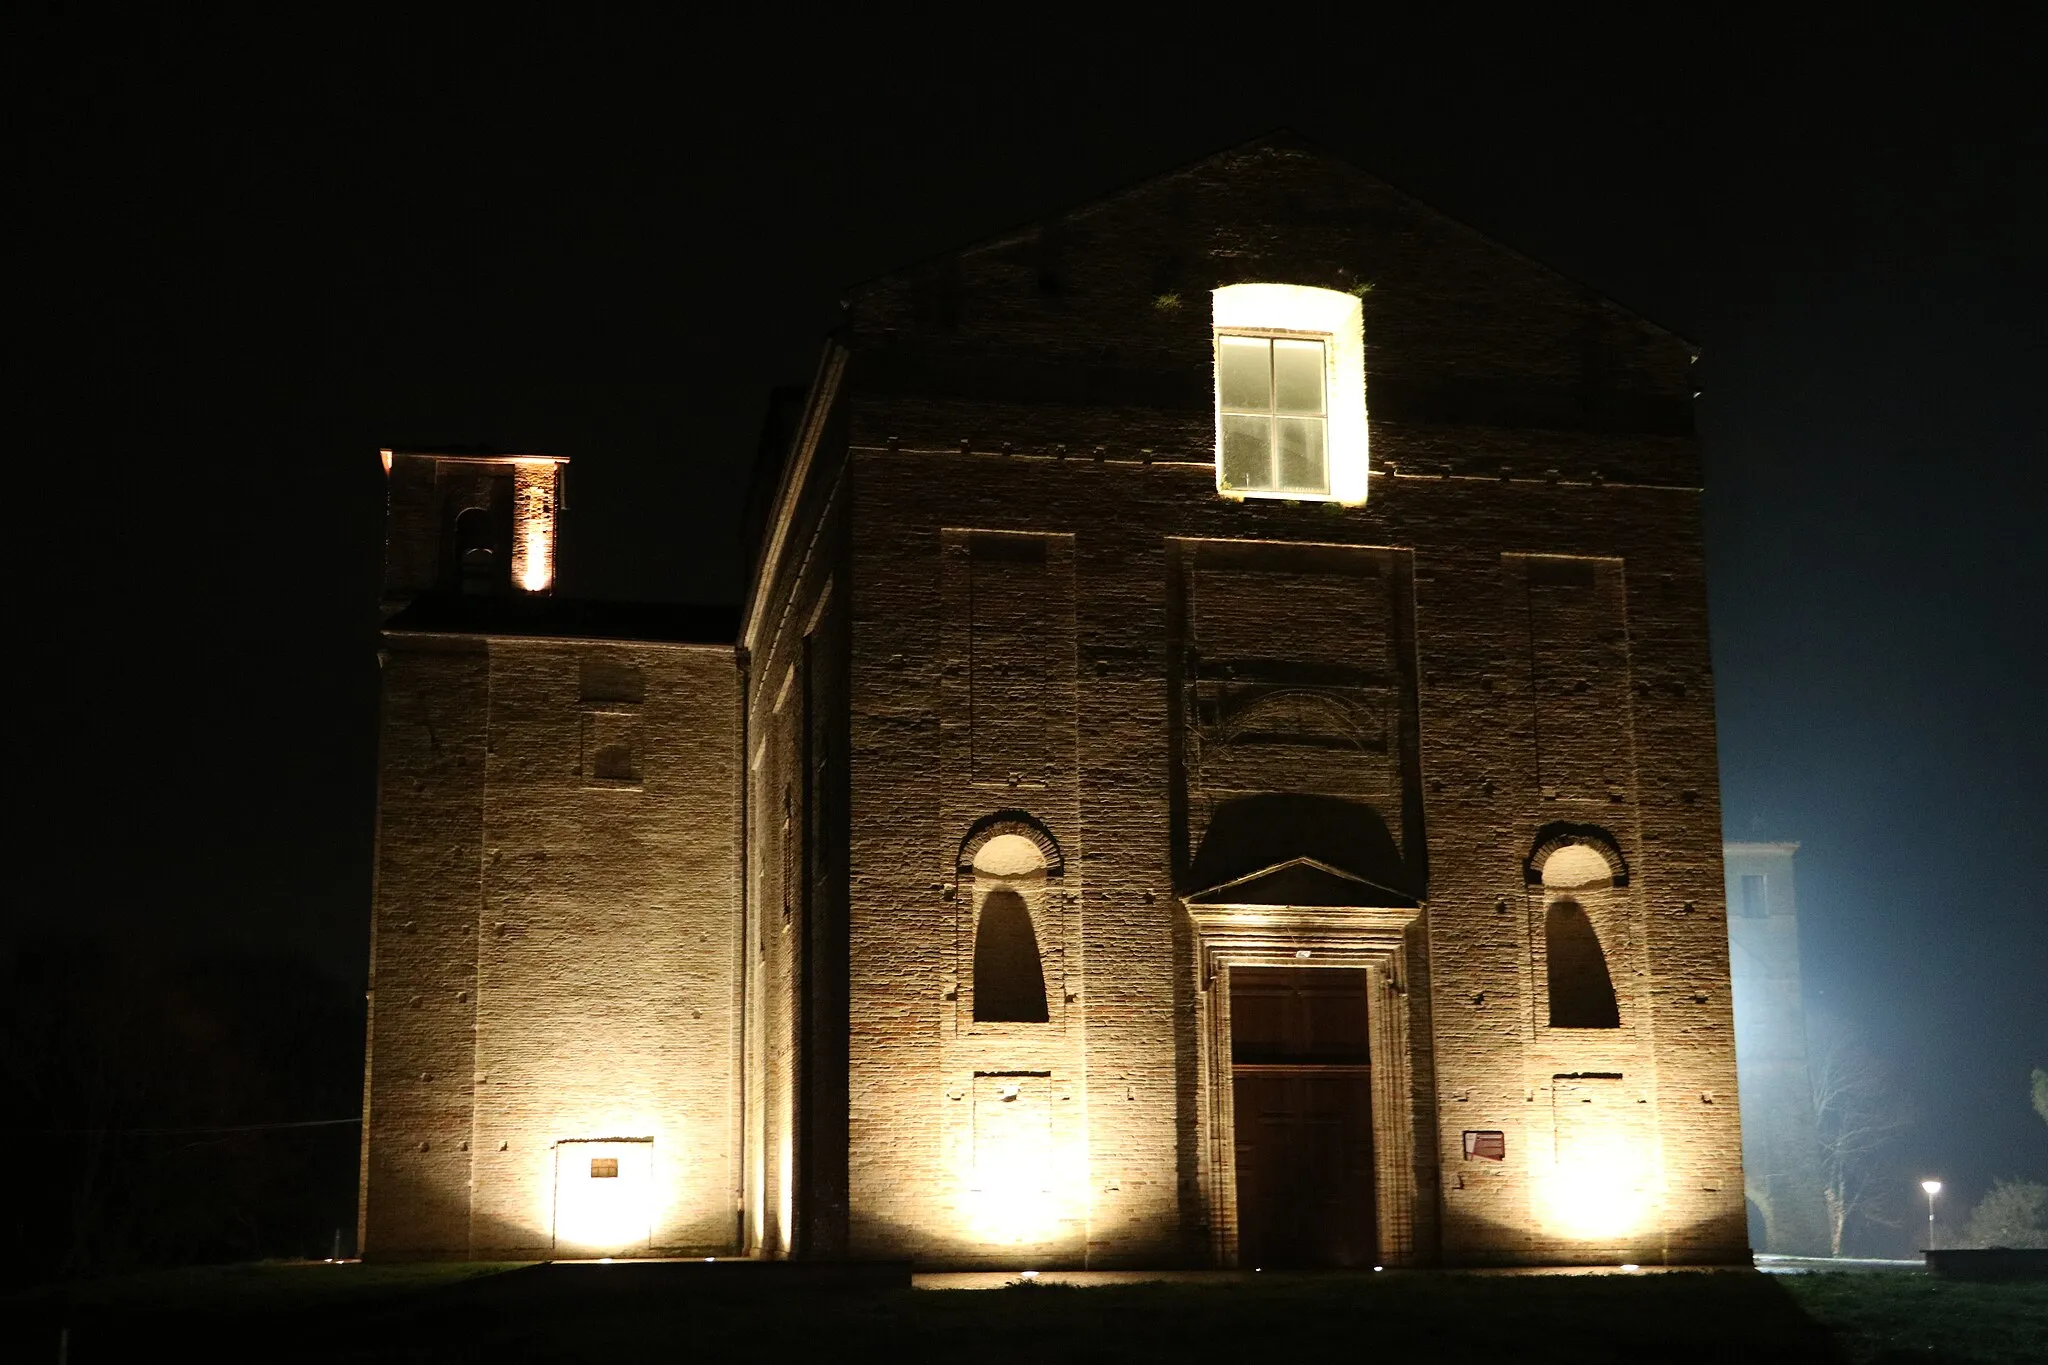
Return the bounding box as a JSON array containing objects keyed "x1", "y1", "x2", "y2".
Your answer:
[
  {"x1": 842, "y1": 129, "x2": 1692, "y2": 348},
  {"x1": 1184, "y1": 857, "x2": 1419, "y2": 910}
]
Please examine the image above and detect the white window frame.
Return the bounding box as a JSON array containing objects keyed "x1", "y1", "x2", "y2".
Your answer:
[
  {"x1": 1215, "y1": 330, "x2": 1331, "y2": 496},
  {"x1": 1212, "y1": 284, "x2": 1369, "y2": 504}
]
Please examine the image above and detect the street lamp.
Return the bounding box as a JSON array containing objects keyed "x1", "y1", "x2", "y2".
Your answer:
[{"x1": 1921, "y1": 1179, "x2": 1942, "y2": 1249}]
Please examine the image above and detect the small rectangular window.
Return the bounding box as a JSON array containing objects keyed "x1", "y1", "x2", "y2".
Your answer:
[
  {"x1": 1739, "y1": 873, "x2": 1769, "y2": 919},
  {"x1": 589, "y1": 1157, "x2": 619, "y2": 1179},
  {"x1": 1217, "y1": 334, "x2": 1329, "y2": 496},
  {"x1": 1463, "y1": 1130, "x2": 1506, "y2": 1161}
]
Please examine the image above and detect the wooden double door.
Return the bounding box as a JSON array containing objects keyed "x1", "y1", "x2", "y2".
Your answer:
[{"x1": 1230, "y1": 966, "x2": 1378, "y2": 1267}]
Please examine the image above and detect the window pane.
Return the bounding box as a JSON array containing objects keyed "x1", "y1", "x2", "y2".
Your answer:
[
  {"x1": 1274, "y1": 416, "x2": 1327, "y2": 493},
  {"x1": 1217, "y1": 335, "x2": 1272, "y2": 411},
  {"x1": 1272, "y1": 339, "x2": 1326, "y2": 414},
  {"x1": 1219, "y1": 414, "x2": 1271, "y2": 491}
]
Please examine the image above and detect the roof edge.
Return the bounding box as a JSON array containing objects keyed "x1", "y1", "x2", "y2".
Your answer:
[{"x1": 839, "y1": 128, "x2": 1698, "y2": 350}]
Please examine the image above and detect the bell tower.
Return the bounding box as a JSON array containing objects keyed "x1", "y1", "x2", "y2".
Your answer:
[{"x1": 378, "y1": 448, "x2": 566, "y2": 613}]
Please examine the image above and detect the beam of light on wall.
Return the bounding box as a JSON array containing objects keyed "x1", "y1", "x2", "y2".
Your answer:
[
  {"x1": 748, "y1": 1134, "x2": 766, "y2": 1254},
  {"x1": 965, "y1": 1106, "x2": 1063, "y2": 1252},
  {"x1": 552, "y1": 1138, "x2": 655, "y2": 1255},
  {"x1": 511, "y1": 462, "x2": 559, "y2": 593},
  {"x1": 1541, "y1": 1128, "x2": 1657, "y2": 1244},
  {"x1": 968, "y1": 1185, "x2": 1065, "y2": 1249},
  {"x1": 955, "y1": 1074, "x2": 1078, "y2": 1253},
  {"x1": 1212, "y1": 283, "x2": 1369, "y2": 504},
  {"x1": 777, "y1": 1134, "x2": 794, "y2": 1256}
]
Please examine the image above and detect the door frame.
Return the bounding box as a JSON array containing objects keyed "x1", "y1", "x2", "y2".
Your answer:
[
  {"x1": 1189, "y1": 903, "x2": 1424, "y2": 1267},
  {"x1": 551, "y1": 1136, "x2": 655, "y2": 1258}
]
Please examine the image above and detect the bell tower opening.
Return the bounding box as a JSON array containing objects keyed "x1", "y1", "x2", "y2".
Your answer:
[{"x1": 377, "y1": 449, "x2": 566, "y2": 612}]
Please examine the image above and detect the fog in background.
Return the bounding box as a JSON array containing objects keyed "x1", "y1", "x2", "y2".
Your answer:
[{"x1": 18, "y1": 12, "x2": 2042, "y2": 1267}]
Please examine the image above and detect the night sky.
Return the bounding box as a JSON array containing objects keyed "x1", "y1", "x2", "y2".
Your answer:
[{"x1": 24, "y1": 14, "x2": 2043, "y2": 1251}]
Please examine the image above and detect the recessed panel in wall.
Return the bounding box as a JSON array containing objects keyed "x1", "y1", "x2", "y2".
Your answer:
[
  {"x1": 1177, "y1": 542, "x2": 1410, "y2": 802},
  {"x1": 1549, "y1": 1072, "x2": 1653, "y2": 1242},
  {"x1": 1171, "y1": 540, "x2": 1423, "y2": 899},
  {"x1": 1195, "y1": 566, "x2": 1389, "y2": 674},
  {"x1": 1552, "y1": 1073, "x2": 1626, "y2": 1160},
  {"x1": 1517, "y1": 556, "x2": 1632, "y2": 805},
  {"x1": 972, "y1": 1071, "x2": 1055, "y2": 1201},
  {"x1": 969, "y1": 534, "x2": 1049, "y2": 785}
]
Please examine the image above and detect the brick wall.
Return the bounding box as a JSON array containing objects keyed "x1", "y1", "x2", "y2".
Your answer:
[
  {"x1": 788, "y1": 135, "x2": 1745, "y2": 1266},
  {"x1": 366, "y1": 134, "x2": 1746, "y2": 1269},
  {"x1": 361, "y1": 635, "x2": 740, "y2": 1258}
]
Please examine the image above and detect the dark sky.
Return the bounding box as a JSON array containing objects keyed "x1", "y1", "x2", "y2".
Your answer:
[{"x1": 25, "y1": 13, "x2": 2043, "y2": 1245}]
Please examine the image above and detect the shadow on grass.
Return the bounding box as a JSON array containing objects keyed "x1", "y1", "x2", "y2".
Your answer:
[{"x1": 10, "y1": 1264, "x2": 2042, "y2": 1364}]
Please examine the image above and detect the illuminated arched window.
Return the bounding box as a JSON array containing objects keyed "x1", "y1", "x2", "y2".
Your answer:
[{"x1": 970, "y1": 833, "x2": 1050, "y2": 1024}]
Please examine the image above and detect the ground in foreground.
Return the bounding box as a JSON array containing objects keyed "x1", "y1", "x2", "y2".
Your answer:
[{"x1": 8, "y1": 1261, "x2": 2044, "y2": 1364}]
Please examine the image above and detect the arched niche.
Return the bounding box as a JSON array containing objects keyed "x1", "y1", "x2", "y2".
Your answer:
[
  {"x1": 972, "y1": 832, "x2": 1045, "y2": 878},
  {"x1": 973, "y1": 886, "x2": 1049, "y2": 1023},
  {"x1": 957, "y1": 816, "x2": 1062, "y2": 1029},
  {"x1": 1524, "y1": 825, "x2": 1629, "y2": 1031},
  {"x1": 1524, "y1": 824, "x2": 1630, "y2": 889},
  {"x1": 1545, "y1": 898, "x2": 1621, "y2": 1028},
  {"x1": 956, "y1": 810, "x2": 1065, "y2": 881},
  {"x1": 1543, "y1": 844, "x2": 1613, "y2": 891}
]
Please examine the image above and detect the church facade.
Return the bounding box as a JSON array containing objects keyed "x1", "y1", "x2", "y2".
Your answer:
[{"x1": 359, "y1": 136, "x2": 1746, "y2": 1268}]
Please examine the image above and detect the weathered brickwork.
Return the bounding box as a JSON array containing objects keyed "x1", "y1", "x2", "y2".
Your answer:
[
  {"x1": 364, "y1": 631, "x2": 741, "y2": 1258},
  {"x1": 361, "y1": 637, "x2": 489, "y2": 1255},
  {"x1": 360, "y1": 135, "x2": 1746, "y2": 1268},
  {"x1": 361, "y1": 452, "x2": 743, "y2": 1258}
]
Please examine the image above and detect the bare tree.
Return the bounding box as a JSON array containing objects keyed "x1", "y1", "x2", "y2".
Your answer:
[{"x1": 1807, "y1": 1016, "x2": 1910, "y2": 1256}]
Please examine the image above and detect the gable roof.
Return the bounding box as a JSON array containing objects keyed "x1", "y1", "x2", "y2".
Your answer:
[
  {"x1": 842, "y1": 128, "x2": 1693, "y2": 348},
  {"x1": 1184, "y1": 856, "x2": 1420, "y2": 910}
]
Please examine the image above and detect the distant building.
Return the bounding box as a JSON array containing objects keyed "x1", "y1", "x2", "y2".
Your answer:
[
  {"x1": 358, "y1": 135, "x2": 1746, "y2": 1268},
  {"x1": 1725, "y1": 841, "x2": 1828, "y2": 1255}
]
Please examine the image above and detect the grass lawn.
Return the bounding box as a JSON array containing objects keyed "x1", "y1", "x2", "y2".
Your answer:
[
  {"x1": 1779, "y1": 1273, "x2": 2047, "y2": 1364},
  {"x1": 7, "y1": 1263, "x2": 2043, "y2": 1364},
  {"x1": 15, "y1": 1258, "x2": 518, "y2": 1314}
]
